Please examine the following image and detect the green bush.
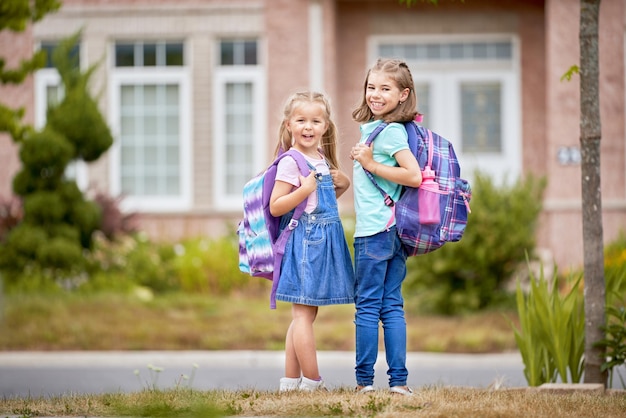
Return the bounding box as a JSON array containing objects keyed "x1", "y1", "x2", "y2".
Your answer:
[
  {"x1": 0, "y1": 223, "x2": 47, "y2": 277},
  {"x1": 595, "y1": 232, "x2": 626, "y2": 388},
  {"x1": 509, "y1": 265, "x2": 585, "y2": 386},
  {"x1": 86, "y1": 233, "x2": 178, "y2": 294},
  {"x1": 404, "y1": 171, "x2": 547, "y2": 315},
  {"x1": 172, "y1": 233, "x2": 265, "y2": 295},
  {"x1": 12, "y1": 129, "x2": 74, "y2": 195},
  {"x1": 1, "y1": 32, "x2": 113, "y2": 282}
]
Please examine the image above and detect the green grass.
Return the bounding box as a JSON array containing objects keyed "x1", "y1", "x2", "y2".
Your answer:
[
  {"x1": 0, "y1": 290, "x2": 519, "y2": 353},
  {"x1": 1, "y1": 386, "x2": 625, "y2": 418},
  {"x1": 1, "y1": 291, "x2": 624, "y2": 418}
]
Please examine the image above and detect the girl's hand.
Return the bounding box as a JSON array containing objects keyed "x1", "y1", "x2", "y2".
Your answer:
[
  {"x1": 351, "y1": 143, "x2": 422, "y2": 188},
  {"x1": 298, "y1": 171, "x2": 317, "y2": 195},
  {"x1": 330, "y1": 169, "x2": 350, "y2": 198},
  {"x1": 269, "y1": 171, "x2": 317, "y2": 217},
  {"x1": 351, "y1": 143, "x2": 374, "y2": 171}
]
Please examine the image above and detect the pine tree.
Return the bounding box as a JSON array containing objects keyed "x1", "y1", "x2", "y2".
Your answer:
[
  {"x1": 0, "y1": 27, "x2": 114, "y2": 282},
  {"x1": 0, "y1": 0, "x2": 61, "y2": 142}
]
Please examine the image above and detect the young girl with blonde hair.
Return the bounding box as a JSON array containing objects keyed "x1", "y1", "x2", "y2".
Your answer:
[{"x1": 270, "y1": 91, "x2": 355, "y2": 391}]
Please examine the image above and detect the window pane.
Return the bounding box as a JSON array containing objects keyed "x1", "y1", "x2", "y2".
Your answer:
[
  {"x1": 414, "y1": 82, "x2": 430, "y2": 128},
  {"x1": 461, "y1": 82, "x2": 501, "y2": 153},
  {"x1": 144, "y1": 145, "x2": 158, "y2": 165},
  {"x1": 224, "y1": 82, "x2": 254, "y2": 190},
  {"x1": 115, "y1": 44, "x2": 135, "y2": 67},
  {"x1": 166, "y1": 43, "x2": 184, "y2": 66},
  {"x1": 121, "y1": 115, "x2": 136, "y2": 135},
  {"x1": 471, "y1": 43, "x2": 488, "y2": 59},
  {"x1": 378, "y1": 40, "x2": 512, "y2": 62},
  {"x1": 379, "y1": 44, "x2": 395, "y2": 58},
  {"x1": 41, "y1": 43, "x2": 57, "y2": 68},
  {"x1": 220, "y1": 41, "x2": 234, "y2": 65},
  {"x1": 115, "y1": 41, "x2": 184, "y2": 67},
  {"x1": 41, "y1": 41, "x2": 80, "y2": 69},
  {"x1": 165, "y1": 115, "x2": 178, "y2": 136},
  {"x1": 495, "y1": 42, "x2": 512, "y2": 59},
  {"x1": 120, "y1": 85, "x2": 135, "y2": 107},
  {"x1": 143, "y1": 85, "x2": 157, "y2": 106},
  {"x1": 426, "y1": 44, "x2": 440, "y2": 59},
  {"x1": 119, "y1": 84, "x2": 181, "y2": 197},
  {"x1": 144, "y1": 115, "x2": 158, "y2": 135},
  {"x1": 244, "y1": 40, "x2": 257, "y2": 65},
  {"x1": 165, "y1": 84, "x2": 179, "y2": 105},
  {"x1": 46, "y1": 85, "x2": 62, "y2": 108},
  {"x1": 165, "y1": 146, "x2": 179, "y2": 164},
  {"x1": 143, "y1": 43, "x2": 157, "y2": 66},
  {"x1": 121, "y1": 146, "x2": 135, "y2": 165}
]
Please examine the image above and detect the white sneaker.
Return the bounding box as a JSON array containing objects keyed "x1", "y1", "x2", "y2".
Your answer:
[
  {"x1": 357, "y1": 385, "x2": 375, "y2": 394},
  {"x1": 279, "y1": 377, "x2": 301, "y2": 392},
  {"x1": 390, "y1": 386, "x2": 414, "y2": 396},
  {"x1": 299, "y1": 376, "x2": 326, "y2": 391}
]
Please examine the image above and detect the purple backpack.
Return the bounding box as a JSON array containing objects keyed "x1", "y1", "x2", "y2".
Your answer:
[
  {"x1": 237, "y1": 150, "x2": 309, "y2": 308},
  {"x1": 363, "y1": 121, "x2": 472, "y2": 256}
]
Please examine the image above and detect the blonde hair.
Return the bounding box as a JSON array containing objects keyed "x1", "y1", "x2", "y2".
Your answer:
[
  {"x1": 274, "y1": 91, "x2": 340, "y2": 170},
  {"x1": 352, "y1": 58, "x2": 420, "y2": 124}
]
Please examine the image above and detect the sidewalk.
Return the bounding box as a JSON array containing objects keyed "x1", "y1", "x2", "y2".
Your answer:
[
  {"x1": 0, "y1": 350, "x2": 528, "y2": 397},
  {"x1": 1, "y1": 351, "x2": 623, "y2": 397}
]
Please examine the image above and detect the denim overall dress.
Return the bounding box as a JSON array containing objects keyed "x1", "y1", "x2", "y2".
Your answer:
[{"x1": 275, "y1": 171, "x2": 355, "y2": 306}]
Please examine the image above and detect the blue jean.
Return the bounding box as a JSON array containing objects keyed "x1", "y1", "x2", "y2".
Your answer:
[{"x1": 354, "y1": 227, "x2": 408, "y2": 388}]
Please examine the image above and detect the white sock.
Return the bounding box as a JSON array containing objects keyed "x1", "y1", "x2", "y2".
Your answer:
[
  {"x1": 299, "y1": 376, "x2": 325, "y2": 391},
  {"x1": 279, "y1": 377, "x2": 301, "y2": 392}
]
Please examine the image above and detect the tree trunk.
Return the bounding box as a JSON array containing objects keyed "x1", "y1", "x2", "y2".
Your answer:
[{"x1": 579, "y1": 0, "x2": 607, "y2": 386}]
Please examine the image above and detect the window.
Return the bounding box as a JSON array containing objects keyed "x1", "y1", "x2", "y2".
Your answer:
[
  {"x1": 220, "y1": 40, "x2": 258, "y2": 66},
  {"x1": 34, "y1": 40, "x2": 88, "y2": 190},
  {"x1": 115, "y1": 41, "x2": 184, "y2": 67},
  {"x1": 109, "y1": 40, "x2": 190, "y2": 212},
  {"x1": 213, "y1": 39, "x2": 265, "y2": 210},
  {"x1": 373, "y1": 36, "x2": 521, "y2": 183}
]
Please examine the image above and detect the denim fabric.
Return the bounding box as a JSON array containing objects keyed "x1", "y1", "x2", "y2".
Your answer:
[
  {"x1": 354, "y1": 227, "x2": 408, "y2": 387},
  {"x1": 275, "y1": 173, "x2": 355, "y2": 306}
]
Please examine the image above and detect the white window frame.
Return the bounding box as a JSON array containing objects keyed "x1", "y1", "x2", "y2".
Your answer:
[
  {"x1": 369, "y1": 34, "x2": 521, "y2": 184},
  {"x1": 109, "y1": 68, "x2": 192, "y2": 212},
  {"x1": 212, "y1": 66, "x2": 266, "y2": 210},
  {"x1": 34, "y1": 67, "x2": 89, "y2": 191}
]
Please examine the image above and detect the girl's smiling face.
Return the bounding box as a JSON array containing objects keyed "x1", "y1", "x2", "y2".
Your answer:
[
  {"x1": 366, "y1": 71, "x2": 409, "y2": 119},
  {"x1": 286, "y1": 102, "x2": 328, "y2": 156}
]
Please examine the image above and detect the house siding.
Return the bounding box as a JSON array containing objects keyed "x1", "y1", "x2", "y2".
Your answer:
[{"x1": 0, "y1": 0, "x2": 625, "y2": 270}]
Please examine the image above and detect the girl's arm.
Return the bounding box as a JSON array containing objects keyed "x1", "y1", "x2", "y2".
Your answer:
[
  {"x1": 269, "y1": 172, "x2": 317, "y2": 217},
  {"x1": 330, "y1": 169, "x2": 350, "y2": 198},
  {"x1": 354, "y1": 144, "x2": 422, "y2": 187}
]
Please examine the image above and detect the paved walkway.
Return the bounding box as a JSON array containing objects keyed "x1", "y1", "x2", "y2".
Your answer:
[{"x1": 0, "y1": 350, "x2": 530, "y2": 397}]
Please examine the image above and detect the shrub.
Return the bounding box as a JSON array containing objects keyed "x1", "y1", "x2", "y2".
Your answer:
[
  {"x1": 404, "y1": 171, "x2": 547, "y2": 315},
  {"x1": 509, "y1": 265, "x2": 585, "y2": 386},
  {"x1": 86, "y1": 233, "x2": 178, "y2": 294},
  {"x1": 172, "y1": 233, "x2": 265, "y2": 295},
  {"x1": 595, "y1": 232, "x2": 626, "y2": 388},
  {"x1": 1, "y1": 32, "x2": 112, "y2": 282},
  {"x1": 92, "y1": 192, "x2": 138, "y2": 240}
]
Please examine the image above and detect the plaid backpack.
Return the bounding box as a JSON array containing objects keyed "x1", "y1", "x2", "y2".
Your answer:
[
  {"x1": 237, "y1": 149, "x2": 310, "y2": 308},
  {"x1": 363, "y1": 121, "x2": 472, "y2": 256}
]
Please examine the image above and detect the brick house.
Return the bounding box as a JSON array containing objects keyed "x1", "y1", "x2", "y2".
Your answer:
[{"x1": 0, "y1": 0, "x2": 624, "y2": 270}]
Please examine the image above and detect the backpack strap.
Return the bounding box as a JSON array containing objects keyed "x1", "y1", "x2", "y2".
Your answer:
[
  {"x1": 269, "y1": 149, "x2": 310, "y2": 309},
  {"x1": 363, "y1": 122, "x2": 396, "y2": 231}
]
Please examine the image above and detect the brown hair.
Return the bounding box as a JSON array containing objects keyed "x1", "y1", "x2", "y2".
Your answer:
[
  {"x1": 274, "y1": 91, "x2": 340, "y2": 169},
  {"x1": 352, "y1": 58, "x2": 420, "y2": 124}
]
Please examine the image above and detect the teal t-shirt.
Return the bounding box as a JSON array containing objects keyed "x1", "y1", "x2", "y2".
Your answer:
[{"x1": 353, "y1": 120, "x2": 409, "y2": 238}]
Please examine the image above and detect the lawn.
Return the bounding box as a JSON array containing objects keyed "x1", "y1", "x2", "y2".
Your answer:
[
  {"x1": 1, "y1": 291, "x2": 625, "y2": 417},
  {"x1": 0, "y1": 291, "x2": 518, "y2": 353},
  {"x1": 1, "y1": 386, "x2": 625, "y2": 418}
]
